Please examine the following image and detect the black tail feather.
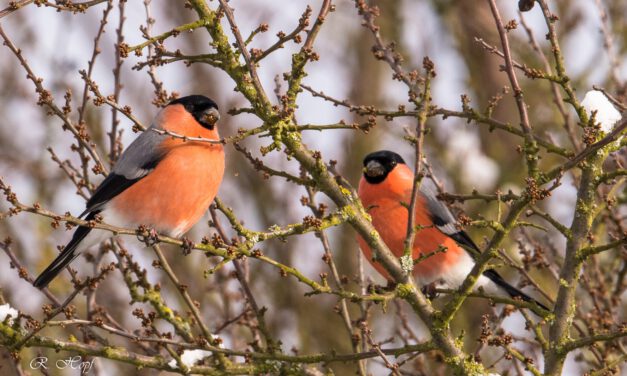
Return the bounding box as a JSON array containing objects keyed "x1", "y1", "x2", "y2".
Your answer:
[
  {"x1": 33, "y1": 219, "x2": 94, "y2": 289},
  {"x1": 483, "y1": 269, "x2": 549, "y2": 312}
]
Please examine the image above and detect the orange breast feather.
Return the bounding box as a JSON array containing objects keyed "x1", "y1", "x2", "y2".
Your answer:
[{"x1": 111, "y1": 143, "x2": 224, "y2": 236}]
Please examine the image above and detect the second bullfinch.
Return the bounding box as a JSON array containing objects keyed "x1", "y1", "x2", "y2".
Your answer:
[
  {"x1": 34, "y1": 95, "x2": 225, "y2": 288},
  {"x1": 357, "y1": 150, "x2": 548, "y2": 310}
]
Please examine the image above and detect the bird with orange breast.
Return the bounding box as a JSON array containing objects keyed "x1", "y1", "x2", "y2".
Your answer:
[
  {"x1": 357, "y1": 150, "x2": 548, "y2": 310},
  {"x1": 34, "y1": 95, "x2": 225, "y2": 288}
]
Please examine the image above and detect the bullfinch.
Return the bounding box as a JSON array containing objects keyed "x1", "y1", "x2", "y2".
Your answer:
[
  {"x1": 357, "y1": 150, "x2": 548, "y2": 310},
  {"x1": 34, "y1": 95, "x2": 225, "y2": 288}
]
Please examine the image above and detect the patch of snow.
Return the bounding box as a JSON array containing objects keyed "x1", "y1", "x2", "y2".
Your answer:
[
  {"x1": 581, "y1": 90, "x2": 622, "y2": 133},
  {"x1": 168, "y1": 349, "x2": 213, "y2": 369},
  {"x1": 0, "y1": 303, "x2": 19, "y2": 325}
]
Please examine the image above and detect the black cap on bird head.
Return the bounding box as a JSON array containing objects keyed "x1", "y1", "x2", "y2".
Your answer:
[
  {"x1": 362, "y1": 150, "x2": 406, "y2": 184},
  {"x1": 169, "y1": 95, "x2": 220, "y2": 130}
]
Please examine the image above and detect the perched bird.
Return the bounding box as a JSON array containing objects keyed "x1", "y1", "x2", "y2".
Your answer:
[
  {"x1": 357, "y1": 150, "x2": 548, "y2": 310},
  {"x1": 34, "y1": 95, "x2": 225, "y2": 288}
]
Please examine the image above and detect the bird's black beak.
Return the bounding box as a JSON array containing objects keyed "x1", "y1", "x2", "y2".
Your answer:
[
  {"x1": 202, "y1": 108, "x2": 220, "y2": 127},
  {"x1": 364, "y1": 160, "x2": 386, "y2": 178}
]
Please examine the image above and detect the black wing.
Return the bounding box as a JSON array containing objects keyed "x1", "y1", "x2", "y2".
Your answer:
[
  {"x1": 79, "y1": 154, "x2": 163, "y2": 218},
  {"x1": 430, "y1": 211, "x2": 482, "y2": 257},
  {"x1": 79, "y1": 127, "x2": 166, "y2": 217},
  {"x1": 79, "y1": 173, "x2": 143, "y2": 218}
]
